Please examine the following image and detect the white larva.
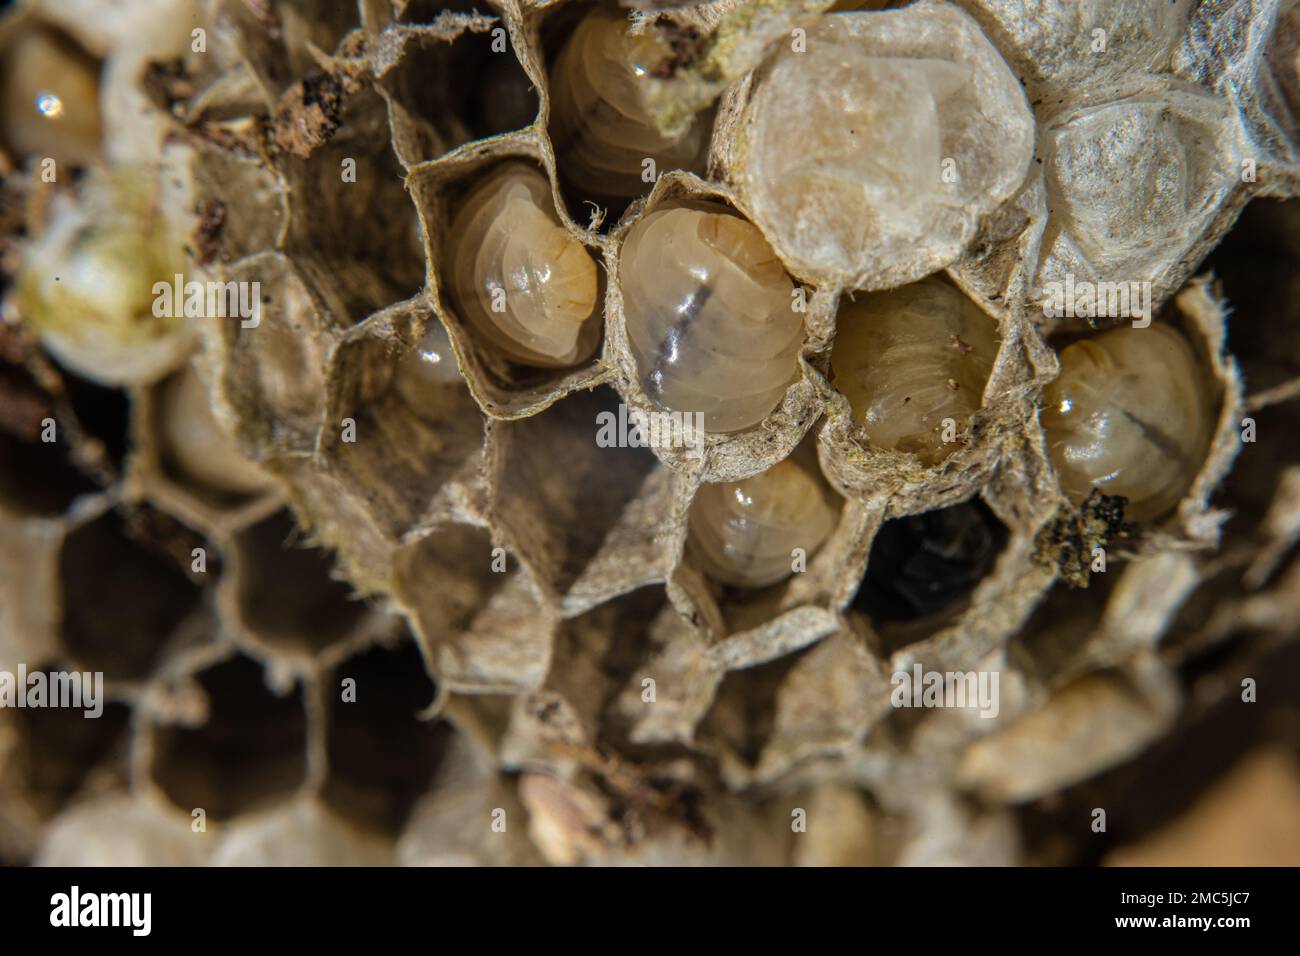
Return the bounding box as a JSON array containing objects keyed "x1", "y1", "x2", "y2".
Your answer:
[
  {"x1": 620, "y1": 204, "x2": 804, "y2": 433},
  {"x1": 444, "y1": 162, "x2": 602, "y2": 369},
  {"x1": 1040, "y1": 323, "x2": 1214, "y2": 521},
  {"x1": 831, "y1": 277, "x2": 999, "y2": 465},
  {"x1": 688, "y1": 457, "x2": 837, "y2": 589}
]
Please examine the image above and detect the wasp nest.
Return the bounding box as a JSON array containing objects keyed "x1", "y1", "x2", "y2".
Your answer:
[{"x1": 2, "y1": 0, "x2": 1300, "y2": 868}]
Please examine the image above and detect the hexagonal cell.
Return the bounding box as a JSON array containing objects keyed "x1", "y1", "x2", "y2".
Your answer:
[
  {"x1": 394, "y1": 523, "x2": 556, "y2": 692},
  {"x1": 6, "y1": 669, "x2": 130, "y2": 815},
  {"x1": 278, "y1": 96, "x2": 426, "y2": 322},
  {"x1": 374, "y1": 2, "x2": 538, "y2": 167},
  {"x1": 513, "y1": 585, "x2": 668, "y2": 754},
  {"x1": 321, "y1": 307, "x2": 484, "y2": 539},
  {"x1": 684, "y1": 448, "x2": 847, "y2": 636},
  {"x1": 851, "y1": 498, "x2": 1009, "y2": 654},
  {"x1": 321, "y1": 636, "x2": 452, "y2": 833},
  {"x1": 145, "y1": 653, "x2": 309, "y2": 821},
  {"x1": 415, "y1": 153, "x2": 608, "y2": 412},
  {"x1": 1035, "y1": 86, "x2": 1241, "y2": 309},
  {"x1": 491, "y1": 386, "x2": 658, "y2": 598},
  {"x1": 58, "y1": 505, "x2": 207, "y2": 681},
  {"x1": 226, "y1": 510, "x2": 367, "y2": 659},
  {"x1": 696, "y1": 650, "x2": 809, "y2": 776}
]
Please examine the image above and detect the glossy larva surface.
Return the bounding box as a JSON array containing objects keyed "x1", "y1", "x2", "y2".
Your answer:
[
  {"x1": 831, "y1": 278, "x2": 999, "y2": 465},
  {"x1": 689, "y1": 458, "x2": 837, "y2": 589},
  {"x1": 445, "y1": 163, "x2": 601, "y2": 369},
  {"x1": 1041, "y1": 324, "x2": 1214, "y2": 521},
  {"x1": 621, "y1": 205, "x2": 804, "y2": 433},
  {"x1": 548, "y1": 9, "x2": 709, "y2": 199},
  {"x1": 0, "y1": 27, "x2": 103, "y2": 168}
]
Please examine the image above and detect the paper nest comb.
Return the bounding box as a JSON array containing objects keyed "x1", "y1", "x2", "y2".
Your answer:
[{"x1": 2, "y1": 0, "x2": 1300, "y2": 866}]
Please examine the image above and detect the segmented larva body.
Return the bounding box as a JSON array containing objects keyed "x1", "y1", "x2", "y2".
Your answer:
[
  {"x1": 1041, "y1": 323, "x2": 1214, "y2": 522},
  {"x1": 831, "y1": 278, "x2": 999, "y2": 465},
  {"x1": 548, "y1": 9, "x2": 709, "y2": 199},
  {"x1": 445, "y1": 162, "x2": 601, "y2": 368},
  {"x1": 689, "y1": 458, "x2": 837, "y2": 589},
  {"x1": 0, "y1": 27, "x2": 102, "y2": 169},
  {"x1": 621, "y1": 205, "x2": 804, "y2": 433}
]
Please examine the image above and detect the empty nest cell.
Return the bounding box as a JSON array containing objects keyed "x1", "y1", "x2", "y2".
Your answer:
[
  {"x1": 852, "y1": 498, "x2": 1008, "y2": 653},
  {"x1": 321, "y1": 636, "x2": 451, "y2": 833},
  {"x1": 322, "y1": 315, "x2": 484, "y2": 538},
  {"x1": 491, "y1": 385, "x2": 658, "y2": 596},
  {"x1": 9, "y1": 682, "x2": 130, "y2": 816},
  {"x1": 1204, "y1": 197, "x2": 1300, "y2": 395},
  {"x1": 0, "y1": 361, "x2": 99, "y2": 516},
  {"x1": 376, "y1": 1, "x2": 538, "y2": 166},
  {"x1": 57, "y1": 505, "x2": 206, "y2": 680},
  {"x1": 145, "y1": 653, "x2": 309, "y2": 821},
  {"x1": 228, "y1": 509, "x2": 367, "y2": 657}
]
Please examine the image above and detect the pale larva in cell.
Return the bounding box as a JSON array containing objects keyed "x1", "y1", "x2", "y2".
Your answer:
[
  {"x1": 444, "y1": 162, "x2": 601, "y2": 369},
  {"x1": 688, "y1": 458, "x2": 837, "y2": 589},
  {"x1": 1040, "y1": 323, "x2": 1214, "y2": 522},
  {"x1": 548, "y1": 9, "x2": 709, "y2": 200},
  {"x1": 620, "y1": 205, "x2": 804, "y2": 433},
  {"x1": 830, "y1": 277, "x2": 999, "y2": 465}
]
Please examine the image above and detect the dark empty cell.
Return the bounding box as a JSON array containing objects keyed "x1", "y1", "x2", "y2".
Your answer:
[
  {"x1": 380, "y1": 12, "x2": 537, "y2": 162},
  {"x1": 55, "y1": 365, "x2": 131, "y2": 474},
  {"x1": 322, "y1": 638, "x2": 450, "y2": 832},
  {"x1": 468, "y1": 50, "x2": 539, "y2": 137},
  {"x1": 58, "y1": 509, "x2": 203, "y2": 680},
  {"x1": 0, "y1": 362, "x2": 99, "y2": 514},
  {"x1": 16, "y1": 692, "x2": 129, "y2": 812},
  {"x1": 854, "y1": 499, "x2": 1007, "y2": 624},
  {"x1": 0, "y1": 424, "x2": 99, "y2": 516},
  {"x1": 234, "y1": 510, "x2": 366, "y2": 652},
  {"x1": 148, "y1": 654, "x2": 308, "y2": 820},
  {"x1": 1204, "y1": 198, "x2": 1300, "y2": 394}
]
